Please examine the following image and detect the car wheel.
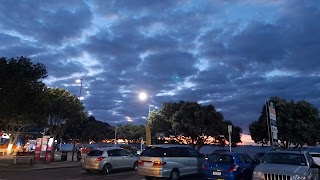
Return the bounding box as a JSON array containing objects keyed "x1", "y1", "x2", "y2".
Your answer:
[
  {"x1": 133, "y1": 161, "x2": 138, "y2": 170},
  {"x1": 85, "y1": 169, "x2": 93, "y2": 173},
  {"x1": 102, "y1": 164, "x2": 112, "y2": 175},
  {"x1": 145, "y1": 176, "x2": 153, "y2": 180},
  {"x1": 170, "y1": 169, "x2": 180, "y2": 180}
]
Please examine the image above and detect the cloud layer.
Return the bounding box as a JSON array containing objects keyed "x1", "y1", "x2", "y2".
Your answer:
[{"x1": 1, "y1": 0, "x2": 320, "y2": 133}]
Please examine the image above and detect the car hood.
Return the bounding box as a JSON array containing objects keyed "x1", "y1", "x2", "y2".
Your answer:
[{"x1": 255, "y1": 163, "x2": 309, "y2": 175}]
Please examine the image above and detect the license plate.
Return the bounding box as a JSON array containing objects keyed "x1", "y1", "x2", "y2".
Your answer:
[
  {"x1": 143, "y1": 162, "x2": 153, "y2": 167},
  {"x1": 213, "y1": 171, "x2": 221, "y2": 175}
]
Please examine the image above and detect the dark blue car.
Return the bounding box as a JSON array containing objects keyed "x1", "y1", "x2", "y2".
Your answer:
[{"x1": 202, "y1": 152, "x2": 257, "y2": 180}]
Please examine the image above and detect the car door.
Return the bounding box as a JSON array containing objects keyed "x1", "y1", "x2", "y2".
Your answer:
[
  {"x1": 186, "y1": 147, "x2": 202, "y2": 174},
  {"x1": 118, "y1": 149, "x2": 136, "y2": 169},
  {"x1": 170, "y1": 147, "x2": 191, "y2": 176},
  {"x1": 107, "y1": 149, "x2": 122, "y2": 169}
]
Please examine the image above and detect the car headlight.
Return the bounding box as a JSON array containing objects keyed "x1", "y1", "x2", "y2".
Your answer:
[
  {"x1": 252, "y1": 171, "x2": 264, "y2": 179},
  {"x1": 292, "y1": 175, "x2": 306, "y2": 180}
]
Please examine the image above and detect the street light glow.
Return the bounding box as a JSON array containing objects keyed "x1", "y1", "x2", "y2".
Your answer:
[
  {"x1": 139, "y1": 92, "x2": 147, "y2": 101},
  {"x1": 76, "y1": 79, "x2": 82, "y2": 83}
]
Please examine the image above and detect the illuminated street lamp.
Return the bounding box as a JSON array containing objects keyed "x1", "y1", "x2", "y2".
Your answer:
[
  {"x1": 139, "y1": 92, "x2": 147, "y2": 101},
  {"x1": 138, "y1": 92, "x2": 152, "y2": 146}
]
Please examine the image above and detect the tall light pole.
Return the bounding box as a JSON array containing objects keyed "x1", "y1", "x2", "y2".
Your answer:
[
  {"x1": 228, "y1": 125, "x2": 232, "y2": 152},
  {"x1": 72, "y1": 78, "x2": 83, "y2": 161},
  {"x1": 76, "y1": 79, "x2": 83, "y2": 99},
  {"x1": 139, "y1": 92, "x2": 152, "y2": 146}
]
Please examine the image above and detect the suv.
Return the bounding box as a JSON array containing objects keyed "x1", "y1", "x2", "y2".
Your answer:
[
  {"x1": 137, "y1": 144, "x2": 206, "y2": 180},
  {"x1": 252, "y1": 149, "x2": 319, "y2": 180}
]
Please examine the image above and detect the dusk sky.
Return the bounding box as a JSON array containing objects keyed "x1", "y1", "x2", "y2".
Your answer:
[{"x1": 1, "y1": 0, "x2": 319, "y2": 134}]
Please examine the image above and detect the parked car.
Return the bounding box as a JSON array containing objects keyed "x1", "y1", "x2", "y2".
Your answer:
[
  {"x1": 202, "y1": 152, "x2": 257, "y2": 180},
  {"x1": 137, "y1": 144, "x2": 206, "y2": 180},
  {"x1": 252, "y1": 152, "x2": 266, "y2": 164},
  {"x1": 252, "y1": 149, "x2": 319, "y2": 180},
  {"x1": 81, "y1": 147, "x2": 138, "y2": 174},
  {"x1": 310, "y1": 152, "x2": 320, "y2": 166}
]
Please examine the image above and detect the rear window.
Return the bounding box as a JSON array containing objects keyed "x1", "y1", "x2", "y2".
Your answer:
[
  {"x1": 141, "y1": 147, "x2": 174, "y2": 157},
  {"x1": 87, "y1": 150, "x2": 103, "y2": 156},
  {"x1": 208, "y1": 154, "x2": 234, "y2": 164}
]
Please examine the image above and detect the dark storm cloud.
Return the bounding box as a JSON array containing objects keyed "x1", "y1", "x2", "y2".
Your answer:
[
  {"x1": 0, "y1": 0, "x2": 92, "y2": 45},
  {"x1": 1, "y1": 0, "x2": 320, "y2": 135}
]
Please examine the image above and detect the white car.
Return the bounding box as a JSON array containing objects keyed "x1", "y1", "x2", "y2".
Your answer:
[{"x1": 309, "y1": 152, "x2": 320, "y2": 166}]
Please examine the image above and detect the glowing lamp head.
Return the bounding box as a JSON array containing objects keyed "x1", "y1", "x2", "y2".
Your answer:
[
  {"x1": 139, "y1": 92, "x2": 147, "y2": 101},
  {"x1": 76, "y1": 79, "x2": 83, "y2": 83}
]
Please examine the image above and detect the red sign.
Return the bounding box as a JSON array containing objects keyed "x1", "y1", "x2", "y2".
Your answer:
[{"x1": 35, "y1": 138, "x2": 42, "y2": 161}]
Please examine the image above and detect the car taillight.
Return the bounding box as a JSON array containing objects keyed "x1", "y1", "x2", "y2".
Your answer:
[
  {"x1": 138, "y1": 160, "x2": 143, "y2": 166},
  {"x1": 229, "y1": 164, "x2": 239, "y2": 172},
  {"x1": 153, "y1": 161, "x2": 166, "y2": 166},
  {"x1": 202, "y1": 164, "x2": 207, "y2": 171},
  {"x1": 96, "y1": 157, "x2": 105, "y2": 162}
]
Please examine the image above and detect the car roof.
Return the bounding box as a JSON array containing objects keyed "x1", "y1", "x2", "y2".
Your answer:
[{"x1": 147, "y1": 144, "x2": 193, "y2": 148}]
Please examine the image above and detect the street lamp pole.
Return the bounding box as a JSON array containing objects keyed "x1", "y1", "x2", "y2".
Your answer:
[
  {"x1": 139, "y1": 92, "x2": 152, "y2": 146},
  {"x1": 72, "y1": 78, "x2": 83, "y2": 161},
  {"x1": 78, "y1": 79, "x2": 83, "y2": 98}
]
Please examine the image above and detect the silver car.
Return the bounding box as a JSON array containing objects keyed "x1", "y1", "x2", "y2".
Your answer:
[
  {"x1": 137, "y1": 144, "x2": 206, "y2": 180},
  {"x1": 253, "y1": 150, "x2": 319, "y2": 180},
  {"x1": 81, "y1": 147, "x2": 138, "y2": 174}
]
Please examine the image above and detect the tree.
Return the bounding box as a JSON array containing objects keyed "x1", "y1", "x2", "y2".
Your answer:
[
  {"x1": 74, "y1": 116, "x2": 113, "y2": 143},
  {"x1": 43, "y1": 87, "x2": 85, "y2": 160},
  {"x1": 44, "y1": 88, "x2": 84, "y2": 141},
  {"x1": 149, "y1": 101, "x2": 242, "y2": 148},
  {"x1": 249, "y1": 96, "x2": 320, "y2": 148},
  {"x1": 0, "y1": 57, "x2": 47, "y2": 154},
  {"x1": 116, "y1": 124, "x2": 145, "y2": 142},
  {"x1": 249, "y1": 105, "x2": 270, "y2": 146},
  {"x1": 220, "y1": 120, "x2": 242, "y2": 147}
]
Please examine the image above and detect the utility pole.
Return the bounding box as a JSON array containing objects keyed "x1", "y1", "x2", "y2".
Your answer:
[{"x1": 228, "y1": 125, "x2": 232, "y2": 152}]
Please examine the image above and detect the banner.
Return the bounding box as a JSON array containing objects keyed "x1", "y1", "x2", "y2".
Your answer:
[
  {"x1": 35, "y1": 138, "x2": 42, "y2": 161},
  {"x1": 146, "y1": 124, "x2": 151, "y2": 146},
  {"x1": 266, "y1": 101, "x2": 278, "y2": 148},
  {"x1": 45, "y1": 137, "x2": 54, "y2": 163}
]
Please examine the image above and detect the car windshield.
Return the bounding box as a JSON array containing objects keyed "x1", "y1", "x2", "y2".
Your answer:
[
  {"x1": 208, "y1": 154, "x2": 234, "y2": 164},
  {"x1": 262, "y1": 153, "x2": 307, "y2": 166}
]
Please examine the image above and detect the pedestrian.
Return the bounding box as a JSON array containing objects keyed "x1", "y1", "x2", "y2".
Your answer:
[{"x1": 76, "y1": 148, "x2": 81, "y2": 161}]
